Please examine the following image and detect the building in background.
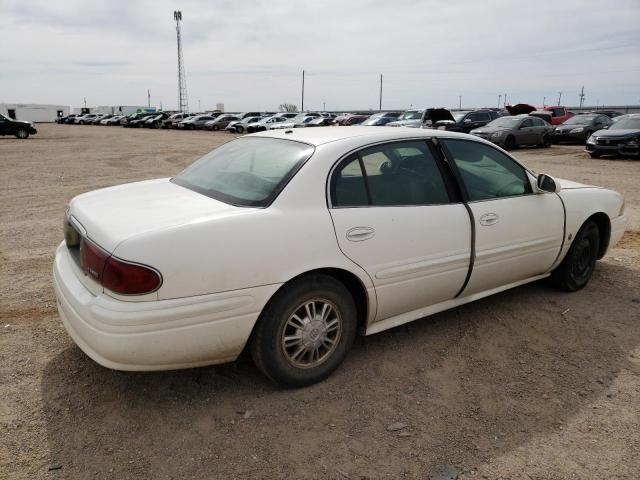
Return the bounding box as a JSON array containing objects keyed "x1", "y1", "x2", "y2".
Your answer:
[
  {"x1": 73, "y1": 105, "x2": 156, "y2": 115},
  {"x1": 0, "y1": 103, "x2": 69, "y2": 122}
]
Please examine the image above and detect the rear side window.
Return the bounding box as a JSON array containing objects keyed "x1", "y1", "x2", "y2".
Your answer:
[
  {"x1": 443, "y1": 139, "x2": 532, "y2": 201},
  {"x1": 173, "y1": 137, "x2": 314, "y2": 207},
  {"x1": 332, "y1": 141, "x2": 451, "y2": 207}
]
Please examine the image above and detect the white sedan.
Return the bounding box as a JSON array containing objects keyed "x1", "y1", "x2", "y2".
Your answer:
[{"x1": 54, "y1": 127, "x2": 627, "y2": 386}]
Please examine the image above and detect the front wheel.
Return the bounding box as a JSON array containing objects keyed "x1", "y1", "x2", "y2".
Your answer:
[
  {"x1": 542, "y1": 135, "x2": 552, "y2": 148},
  {"x1": 236, "y1": 126, "x2": 245, "y2": 134},
  {"x1": 15, "y1": 129, "x2": 29, "y2": 139},
  {"x1": 250, "y1": 274, "x2": 357, "y2": 387},
  {"x1": 503, "y1": 135, "x2": 516, "y2": 150},
  {"x1": 550, "y1": 220, "x2": 600, "y2": 292},
  {"x1": 589, "y1": 152, "x2": 601, "y2": 159},
  {"x1": 212, "y1": 125, "x2": 219, "y2": 131}
]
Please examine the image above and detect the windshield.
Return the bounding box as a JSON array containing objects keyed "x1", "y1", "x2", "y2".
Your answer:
[
  {"x1": 610, "y1": 117, "x2": 640, "y2": 130},
  {"x1": 564, "y1": 115, "x2": 596, "y2": 125},
  {"x1": 400, "y1": 110, "x2": 422, "y2": 120},
  {"x1": 173, "y1": 137, "x2": 315, "y2": 207},
  {"x1": 487, "y1": 117, "x2": 522, "y2": 128}
]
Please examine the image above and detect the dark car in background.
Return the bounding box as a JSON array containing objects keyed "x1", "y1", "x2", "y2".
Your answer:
[
  {"x1": 225, "y1": 116, "x2": 264, "y2": 133},
  {"x1": 125, "y1": 114, "x2": 156, "y2": 128},
  {"x1": 553, "y1": 114, "x2": 612, "y2": 144},
  {"x1": 471, "y1": 115, "x2": 553, "y2": 149},
  {"x1": 585, "y1": 114, "x2": 640, "y2": 158},
  {"x1": 343, "y1": 114, "x2": 370, "y2": 126},
  {"x1": 361, "y1": 112, "x2": 401, "y2": 126},
  {"x1": 91, "y1": 114, "x2": 112, "y2": 125},
  {"x1": 0, "y1": 113, "x2": 37, "y2": 139},
  {"x1": 144, "y1": 112, "x2": 170, "y2": 128},
  {"x1": 57, "y1": 114, "x2": 77, "y2": 124},
  {"x1": 586, "y1": 110, "x2": 624, "y2": 119},
  {"x1": 446, "y1": 109, "x2": 502, "y2": 133}
]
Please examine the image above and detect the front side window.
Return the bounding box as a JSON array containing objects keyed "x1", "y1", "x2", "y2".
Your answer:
[
  {"x1": 443, "y1": 139, "x2": 532, "y2": 201},
  {"x1": 332, "y1": 141, "x2": 451, "y2": 207},
  {"x1": 173, "y1": 137, "x2": 314, "y2": 207},
  {"x1": 521, "y1": 118, "x2": 534, "y2": 127}
]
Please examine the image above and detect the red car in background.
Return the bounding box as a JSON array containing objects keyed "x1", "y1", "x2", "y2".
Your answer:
[{"x1": 506, "y1": 104, "x2": 573, "y2": 125}]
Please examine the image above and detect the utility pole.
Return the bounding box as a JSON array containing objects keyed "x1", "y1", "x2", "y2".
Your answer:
[
  {"x1": 301, "y1": 70, "x2": 305, "y2": 112},
  {"x1": 379, "y1": 74, "x2": 383, "y2": 110},
  {"x1": 83, "y1": 97, "x2": 87, "y2": 109},
  {"x1": 198, "y1": 99, "x2": 201, "y2": 111},
  {"x1": 557, "y1": 91, "x2": 562, "y2": 106},
  {"x1": 543, "y1": 96, "x2": 546, "y2": 107},
  {"x1": 504, "y1": 93, "x2": 507, "y2": 106},
  {"x1": 174, "y1": 11, "x2": 188, "y2": 113},
  {"x1": 579, "y1": 86, "x2": 585, "y2": 109},
  {"x1": 147, "y1": 89, "x2": 151, "y2": 108},
  {"x1": 323, "y1": 102, "x2": 326, "y2": 111},
  {"x1": 498, "y1": 94, "x2": 502, "y2": 108},
  {"x1": 459, "y1": 95, "x2": 462, "y2": 109}
]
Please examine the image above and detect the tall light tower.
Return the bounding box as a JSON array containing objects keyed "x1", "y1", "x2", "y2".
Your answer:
[{"x1": 174, "y1": 11, "x2": 188, "y2": 113}]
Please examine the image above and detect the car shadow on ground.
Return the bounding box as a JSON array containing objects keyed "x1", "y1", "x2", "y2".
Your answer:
[{"x1": 40, "y1": 261, "x2": 640, "y2": 479}]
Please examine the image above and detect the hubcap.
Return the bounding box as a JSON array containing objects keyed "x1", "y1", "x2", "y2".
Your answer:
[
  {"x1": 281, "y1": 299, "x2": 342, "y2": 368},
  {"x1": 572, "y1": 238, "x2": 592, "y2": 278}
]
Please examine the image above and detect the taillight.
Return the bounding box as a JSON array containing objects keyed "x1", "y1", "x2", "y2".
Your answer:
[
  {"x1": 80, "y1": 238, "x2": 109, "y2": 282},
  {"x1": 102, "y1": 257, "x2": 162, "y2": 295},
  {"x1": 79, "y1": 237, "x2": 161, "y2": 295}
]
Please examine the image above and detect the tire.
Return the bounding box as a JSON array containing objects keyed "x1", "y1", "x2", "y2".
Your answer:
[
  {"x1": 503, "y1": 135, "x2": 516, "y2": 150},
  {"x1": 79, "y1": 121, "x2": 85, "y2": 125},
  {"x1": 589, "y1": 152, "x2": 601, "y2": 159},
  {"x1": 250, "y1": 274, "x2": 358, "y2": 387},
  {"x1": 15, "y1": 129, "x2": 29, "y2": 139},
  {"x1": 550, "y1": 220, "x2": 600, "y2": 292},
  {"x1": 582, "y1": 131, "x2": 592, "y2": 144},
  {"x1": 212, "y1": 125, "x2": 219, "y2": 131},
  {"x1": 236, "y1": 126, "x2": 245, "y2": 134},
  {"x1": 542, "y1": 135, "x2": 552, "y2": 148}
]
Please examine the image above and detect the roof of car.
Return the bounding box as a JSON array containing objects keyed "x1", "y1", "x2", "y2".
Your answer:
[{"x1": 251, "y1": 125, "x2": 478, "y2": 146}]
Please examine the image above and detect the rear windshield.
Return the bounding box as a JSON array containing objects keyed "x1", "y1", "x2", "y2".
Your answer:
[
  {"x1": 172, "y1": 137, "x2": 315, "y2": 207},
  {"x1": 564, "y1": 115, "x2": 595, "y2": 125},
  {"x1": 487, "y1": 117, "x2": 521, "y2": 128}
]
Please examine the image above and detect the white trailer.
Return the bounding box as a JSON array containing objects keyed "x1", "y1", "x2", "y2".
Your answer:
[{"x1": 0, "y1": 103, "x2": 70, "y2": 123}]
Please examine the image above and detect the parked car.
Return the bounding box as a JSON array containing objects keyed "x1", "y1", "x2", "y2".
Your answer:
[
  {"x1": 121, "y1": 112, "x2": 156, "y2": 127},
  {"x1": 126, "y1": 115, "x2": 156, "y2": 128},
  {"x1": 145, "y1": 113, "x2": 170, "y2": 128},
  {"x1": 471, "y1": 115, "x2": 554, "y2": 149},
  {"x1": 305, "y1": 117, "x2": 335, "y2": 127},
  {"x1": 361, "y1": 112, "x2": 401, "y2": 126},
  {"x1": 386, "y1": 109, "x2": 425, "y2": 128},
  {"x1": 507, "y1": 104, "x2": 573, "y2": 125},
  {"x1": 178, "y1": 115, "x2": 217, "y2": 130},
  {"x1": 55, "y1": 127, "x2": 627, "y2": 387},
  {"x1": 225, "y1": 116, "x2": 264, "y2": 134},
  {"x1": 586, "y1": 110, "x2": 624, "y2": 119},
  {"x1": 552, "y1": 114, "x2": 613, "y2": 144},
  {"x1": 203, "y1": 115, "x2": 239, "y2": 131},
  {"x1": 0, "y1": 113, "x2": 37, "y2": 138},
  {"x1": 611, "y1": 114, "x2": 630, "y2": 123},
  {"x1": 585, "y1": 114, "x2": 640, "y2": 158},
  {"x1": 75, "y1": 114, "x2": 99, "y2": 125},
  {"x1": 275, "y1": 114, "x2": 321, "y2": 129},
  {"x1": 446, "y1": 109, "x2": 502, "y2": 133},
  {"x1": 248, "y1": 116, "x2": 289, "y2": 132},
  {"x1": 102, "y1": 115, "x2": 125, "y2": 126},
  {"x1": 162, "y1": 113, "x2": 189, "y2": 129},
  {"x1": 91, "y1": 114, "x2": 112, "y2": 125},
  {"x1": 342, "y1": 115, "x2": 370, "y2": 126},
  {"x1": 57, "y1": 114, "x2": 77, "y2": 124}
]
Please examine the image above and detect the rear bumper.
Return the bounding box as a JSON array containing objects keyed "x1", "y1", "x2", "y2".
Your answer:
[{"x1": 53, "y1": 243, "x2": 280, "y2": 371}]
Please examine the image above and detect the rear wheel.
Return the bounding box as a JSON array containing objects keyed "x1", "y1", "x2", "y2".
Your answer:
[
  {"x1": 550, "y1": 220, "x2": 600, "y2": 292},
  {"x1": 503, "y1": 135, "x2": 516, "y2": 150},
  {"x1": 15, "y1": 129, "x2": 29, "y2": 139},
  {"x1": 250, "y1": 274, "x2": 357, "y2": 387}
]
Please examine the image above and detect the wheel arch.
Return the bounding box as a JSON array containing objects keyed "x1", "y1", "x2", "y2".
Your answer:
[
  {"x1": 249, "y1": 267, "x2": 371, "y2": 345},
  {"x1": 587, "y1": 212, "x2": 611, "y2": 259}
]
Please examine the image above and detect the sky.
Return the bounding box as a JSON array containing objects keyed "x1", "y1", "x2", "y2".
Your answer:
[{"x1": 1, "y1": 0, "x2": 639, "y2": 112}]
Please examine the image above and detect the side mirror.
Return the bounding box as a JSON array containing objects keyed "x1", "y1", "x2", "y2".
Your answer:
[{"x1": 536, "y1": 173, "x2": 560, "y2": 193}]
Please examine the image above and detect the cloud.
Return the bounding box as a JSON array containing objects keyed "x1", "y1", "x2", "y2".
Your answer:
[{"x1": 1, "y1": 0, "x2": 639, "y2": 110}]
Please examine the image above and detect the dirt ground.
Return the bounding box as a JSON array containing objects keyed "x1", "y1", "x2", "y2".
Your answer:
[{"x1": 1, "y1": 124, "x2": 639, "y2": 480}]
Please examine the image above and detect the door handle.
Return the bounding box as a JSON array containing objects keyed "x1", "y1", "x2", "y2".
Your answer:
[
  {"x1": 346, "y1": 227, "x2": 375, "y2": 242},
  {"x1": 479, "y1": 213, "x2": 499, "y2": 226}
]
